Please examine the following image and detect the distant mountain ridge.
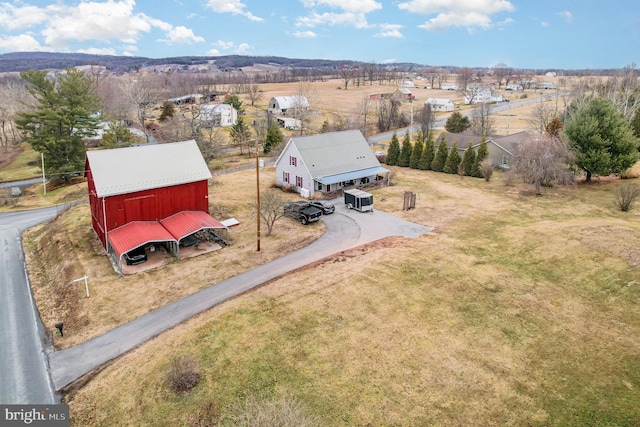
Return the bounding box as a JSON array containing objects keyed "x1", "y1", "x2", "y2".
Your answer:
[{"x1": 0, "y1": 52, "x2": 425, "y2": 74}]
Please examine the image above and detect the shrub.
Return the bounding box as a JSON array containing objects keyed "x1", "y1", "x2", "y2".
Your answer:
[
  {"x1": 613, "y1": 183, "x2": 640, "y2": 212},
  {"x1": 480, "y1": 158, "x2": 494, "y2": 182},
  {"x1": 167, "y1": 354, "x2": 201, "y2": 393}
]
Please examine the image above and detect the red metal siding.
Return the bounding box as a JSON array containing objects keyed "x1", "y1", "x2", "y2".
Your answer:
[
  {"x1": 103, "y1": 181, "x2": 209, "y2": 232},
  {"x1": 86, "y1": 155, "x2": 210, "y2": 249}
]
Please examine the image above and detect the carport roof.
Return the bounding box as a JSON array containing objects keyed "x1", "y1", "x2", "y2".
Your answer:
[
  {"x1": 108, "y1": 221, "x2": 177, "y2": 258},
  {"x1": 160, "y1": 211, "x2": 227, "y2": 241},
  {"x1": 315, "y1": 166, "x2": 390, "y2": 186}
]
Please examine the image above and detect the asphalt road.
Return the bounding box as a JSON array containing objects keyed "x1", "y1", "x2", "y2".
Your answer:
[
  {"x1": 49, "y1": 200, "x2": 432, "y2": 391},
  {"x1": 0, "y1": 206, "x2": 64, "y2": 404}
]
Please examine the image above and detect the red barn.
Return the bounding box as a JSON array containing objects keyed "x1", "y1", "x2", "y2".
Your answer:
[{"x1": 85, "y1": 140, "x2": 226, "y2": 270}]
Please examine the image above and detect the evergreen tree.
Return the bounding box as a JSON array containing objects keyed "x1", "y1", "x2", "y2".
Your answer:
[
  {"x1": 444, "y1": 142, "x2": 462, "y2": 174},
  {"x1": 564, "y1": 97, "x2": 639, "y2": 182},
  {"x1": 229, "y1": 117, "x2": 252, "y2": 154},
  {"x1": 386, "y1": 132, "x2": 400, "y2": 165},
  {"x1": 264, "y1": 122, "x2": 284, "y2": 154},
  {"x1": 473, "y1": 136, "x2": 489, "y2": 177},
  {"x1": 223, "y1": 94, "x2": 245, "y2": 114},
  {"x1": 398, "y1": 132, "x2": 412, "y2": 167},
  {"x1": 16, "y1": 68, "x2": 101, "y2": 182},
  {"x1": 101, "y1": 121, "x2": 136, "y2": 149},
  {"x1": 419, "y1": 131, "x2": 435, "y2": 170},
  {"x1": 431, "y1": 135, "x2": 449, "y2": 172},
  {"x1": 158, "y1": 101, "x2": 175, "y2": 122},
  {"x1": 460, "y1": 143, "x2": 476, "y2": 176},
  {"x1": 410, "y1": 136, "x2": 423, "y2": 169},
  {"x1": 444, "y1": 111, "x2": 470, "y2": 133}
]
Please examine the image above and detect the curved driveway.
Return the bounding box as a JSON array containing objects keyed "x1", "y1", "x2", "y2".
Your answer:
[{"x1": 49, "y1": 201, "x2": 432, "y2": 391}]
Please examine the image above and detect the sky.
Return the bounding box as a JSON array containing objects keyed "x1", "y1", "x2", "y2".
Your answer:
[{"x1": 0, "y1": 0, "x2": 637, "y2": 70}]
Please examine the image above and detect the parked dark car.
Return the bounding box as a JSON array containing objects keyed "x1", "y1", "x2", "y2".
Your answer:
[
  {"x1": 124, "y1": 246, "x2": 147, "y2": 265},
  {"x1": 180, "y1": 234, "x2": 199, "y2": 247},
  {"x1": 309, "y1": 200, "x2": 335, "y2": 214},
  {"x1": 284, "y1": 201, "x2": 323, "y2": 225}
]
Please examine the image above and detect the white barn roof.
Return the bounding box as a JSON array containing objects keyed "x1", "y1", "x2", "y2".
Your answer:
[
  {"x1": 86, "y1": 140, "x2": 212, "y2": 197},
  {"x1": 270, "y1": 95, "x2": 309, "y2": 110}
]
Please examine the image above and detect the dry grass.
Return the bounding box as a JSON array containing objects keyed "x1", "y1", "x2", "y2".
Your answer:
[
  {"x1": 23, "y1": 166, "x2": 325, "y2": 349},
  {"x1": 65, "y1": 167, "x2": 640, "y2": 426}
]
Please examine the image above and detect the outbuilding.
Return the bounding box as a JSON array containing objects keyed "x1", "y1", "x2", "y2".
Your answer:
[{"x1": 85, "y1": 140, "x2": 227, "y2": 272}]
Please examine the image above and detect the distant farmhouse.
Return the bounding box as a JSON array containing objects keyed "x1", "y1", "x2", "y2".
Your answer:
[
  {"x1": 199, "y1": 104, "x2": 237, "y2": 127},
  {"x1": 268, "y1": 96, "x2": 309, "y2": 115},
  {"x1": 275, "y1": 130, "x2": 389, "y2": 197},
  {"x1": 168, "y1": 93, "x2": 219, "y2": 105},
  {"x1": 425, "y1": 98, "x2": 455, "y2": 112},
  {"x1": 464, "y1": 87, "x2": 503, "y2": 104},
  {"x1": 85, "y1": 140, "x2": 228, "y2": 273}
]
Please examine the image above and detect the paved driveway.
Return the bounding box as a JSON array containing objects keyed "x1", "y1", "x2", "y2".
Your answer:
[{"x1": 49, "y1": 205, "x2": 433, "y2": 390}]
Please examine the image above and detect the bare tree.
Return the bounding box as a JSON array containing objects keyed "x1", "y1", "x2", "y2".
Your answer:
[
  {"x1": 246, "y1": 84, "x2": 263, "y2": 106},
  {"x1": 469, "y1": 102, "x2": 495, "y2": 136},
  {"x1": 456, "y1": 67, "x2": 474, "y2": 91},
  {"x1": 492, "y1": 63, "x2": 514, "y2": 88},
  {"x1": 258, "y1": 191, "x2": 287, "y2": 236},
  {"x1": 356, "y1": 96, "x2": 374, "y2": 136},
  {"x1": 596, "y1": 64, "x2": 640, "y2": 124},
  {"x1": 507, "y1": 135, "x2": 575, "y2": 195},
  {"x1": 0, "y1": 78, "x2": 28, "y2": 151},
  {"x1": 120, "y1": 74, "x2": 166, "y2": 142},
  {"x1": 436, "y1": 68, "x2": 449, "y2": 89},
  {"x1": 338, "y1": 62, "x2": 358, "y2": 90},
  {"x1": 528, "y1": 99, "x2": 556, "y2": 135},
  {"x1": 196, "y1": 127, "x2": 224, "y2": 163},
  {"x1": 418, "y1": 103, "x2": 436, "y2": 140},
  {"x1": 376, "y1": 98, "x2": 403, "y2": 132},
  {"x1": 294, "y1": 81, "x2": 315, "y2": 135},
  {"x1": 363, "y1": 62, "x2": 378, "y2": 85}
]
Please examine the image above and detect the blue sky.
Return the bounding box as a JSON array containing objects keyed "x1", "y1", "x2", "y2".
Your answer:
[{"x1": 0, "y1": 0, "x2": 637, "y2": 69}]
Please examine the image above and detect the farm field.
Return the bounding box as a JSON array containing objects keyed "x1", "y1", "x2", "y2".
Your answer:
[
  {"x1": 59, "y1": 165, "x2": 640, "y2": 426},
  {"x1": 6, "y1": 75, "x2": 639, "y2": 425}
]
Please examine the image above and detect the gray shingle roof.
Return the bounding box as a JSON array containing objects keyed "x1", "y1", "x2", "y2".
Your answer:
[{"x1": 290, "y1": 130, "x2": 382, "y2": 179}]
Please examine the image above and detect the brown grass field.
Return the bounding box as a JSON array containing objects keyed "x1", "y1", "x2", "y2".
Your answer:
[
  {"x1": 8, "y1": 77, "x2": 640, "y2": 425},
  {"x1": 28, "y1": 165, "x2": 640, "y2": 426}
]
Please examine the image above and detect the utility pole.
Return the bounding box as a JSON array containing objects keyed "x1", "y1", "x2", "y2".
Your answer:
[{"x1": 255, "y1": 139, "x2": 261, "y2": 252}]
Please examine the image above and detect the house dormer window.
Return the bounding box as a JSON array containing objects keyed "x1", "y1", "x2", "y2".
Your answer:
[{"x1": 290, "y1": 156, "x2": 297, "y2": 166}]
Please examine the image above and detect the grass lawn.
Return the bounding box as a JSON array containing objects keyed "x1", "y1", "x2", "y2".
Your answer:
[{"x1": 60, "y1": 166, "x2": 640, "y2": 426}]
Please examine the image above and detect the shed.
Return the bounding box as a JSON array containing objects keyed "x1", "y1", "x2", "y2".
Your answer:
[{"x1": 425, "y1": 98, "x2": 454, "y2": 112}]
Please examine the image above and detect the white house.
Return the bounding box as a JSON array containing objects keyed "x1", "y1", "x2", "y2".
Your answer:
[
  {"x1": 441, "y1": 83, "x2": 459, "y2": 90},
  {"x1": 464, "y1": 87, "x2": 503, "y2": 104},
  {"x1": 199, "y1": 104, "x2": 237, "y2": 127},
  {"x1": 505, "y1": 84, "x2": 523, "y2": 91},
  {"x1": 400, "y1": 80, "x2": 416, "y2": 88},
  {"x1": 425, "y1": 98, "x2": 454, "y2": 112},
  {"x1": 268, "y1": 96, "x2": 309, "y2": 115},
  {"x1": 274, "y1": 130, "x2": 389, "y2": 197}
]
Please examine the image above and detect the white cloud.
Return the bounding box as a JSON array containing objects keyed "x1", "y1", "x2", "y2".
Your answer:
[
  {"x1": 540, "y1": 21, "x2": 550, "y2": 27},
  {"x1": 300, "y1": 0, "x2": 381, "y2": 14},
  {"x1": 292, "y1": 30, "x2": 318, "y2": 38},
  {"x1": 0, "y1": 4, "x2": 48, "y2": 31},
  {"x1": 556, "y1": 10, "x2": 573, "y2": 22},
  {"x1": 0, "y1": 34, "x2": 45, "y2": 52},
  {"x1": 215, "y1": 40, "x2": 236, "y2": 50},
  {"x1": 158, "y1": 26, "x2": 205, "y2": 45},
  {"x1": 235, "y1": 43, "x2": 251, "y2": 54},
  {"x1": 399, "y1": 0, "x2": 514, "y2": 32},
  {"x1": 206, "y1": 0, "x2": 263, "y2": 22},
  {"x1": 375, "y1": 24, "x2": 404, "y2": 38},
  {"x1": 296, "y1": 12, "x2": 370, "y2": 29},
  {"x1": 211, "y1": 40, "x2": 252, "y2": 54},
  {"x1": 0, "y1": 0, "x2": 202, "y2": 52},
  {"x1": 296, "y1": 0, "x2": 380, "y2": 29},
  {"x1": 77, "y1": 47, "x2": 117, "y2": 55}
]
